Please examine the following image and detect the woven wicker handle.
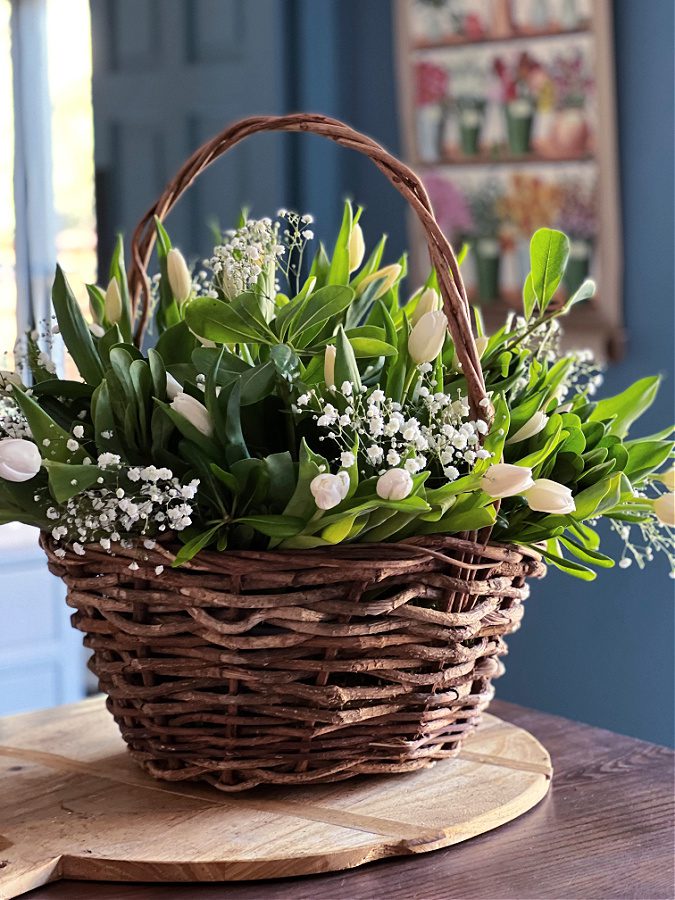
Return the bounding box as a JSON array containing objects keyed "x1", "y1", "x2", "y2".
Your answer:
[{"x1": 128, "y1": 113, "x2": 488, "y2": 415}]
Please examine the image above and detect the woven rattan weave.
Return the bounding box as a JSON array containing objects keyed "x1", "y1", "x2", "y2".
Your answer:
[
  {"x1": 43, "y1": 536, "x2": 544, "y2": 791},
  {"x1": 44, "y1": 114, "x2": 547, "y2": 790}
]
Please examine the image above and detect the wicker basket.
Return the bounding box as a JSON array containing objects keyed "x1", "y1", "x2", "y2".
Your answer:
[{"x1": 43, "y1": 114, "x2": 547, "y2": 791}]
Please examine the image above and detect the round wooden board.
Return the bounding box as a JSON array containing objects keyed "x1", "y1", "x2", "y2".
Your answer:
[{"x1": 0, "y1": 697, "x2": 552, "y2": 898}]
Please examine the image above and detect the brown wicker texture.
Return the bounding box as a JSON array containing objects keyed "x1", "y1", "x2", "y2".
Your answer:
[
  {"x1": 42, "y1": 535, "x2": 545, "y2": 791},
  {"x1": 45, "y1": 114, "x2": 547, "y2": 790}
]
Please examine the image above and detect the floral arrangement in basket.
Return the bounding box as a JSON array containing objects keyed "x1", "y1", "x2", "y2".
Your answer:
[
  {"x1": 2, "y1": 205, "x2": 673, "y2": 576},
  {"x1": 0, "y1": 115, "x2": 672, "y2": 790}
]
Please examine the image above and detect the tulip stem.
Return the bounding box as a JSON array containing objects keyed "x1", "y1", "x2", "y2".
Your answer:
[{"x1": 401, "y1": 367, "x2": 419, "y2": 405}]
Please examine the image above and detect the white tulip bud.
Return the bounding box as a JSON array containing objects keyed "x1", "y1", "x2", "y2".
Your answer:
[
  {"x1": 104, "y1": 278, "x2": 123, "y2": 324},
  {"x1": 357, "y1": 263, "x2": 402, "y2": 300},
  {"x1": 169, "y1": 392, "x2": 213, "y2": 437},
  {"x1": 376, "y1": 468, "x2": 413, "y2": 501},
  {"x1": 657, "y1": 466, "x2": 675, "y2": 492},
  {"x1": 411, "y1": 288, "x2": 440, "y2": 325},
  {"x1": 89, "y1": 323, "x2": 105, "y2": 338},
  {"x1": 324, "y1": 344, "x2": 337, "y2": 388},
  {"x1": 507, "y1": 411, "x2": 549, "y2": 444},
  {"x1": 480, "y1": 463, "x2": 535, "y2": 499},
  {"x1": 0, "y1": 438, "x2": 42, "y2": 482},
  {"x1": 0, "y1": 369, "x2": 23, "y2": 389},
  {"x1": 167, "y1": 248, "x2": 192, "y2": 304},
  {"x1": 348, "y1": 223, "x2": 365, "y2": 273},
  {"x1": 654, "y1": 493, "x2": 675, "y2": 527},
  {"x1": 310, "y1": 471, "x2": 350, "y2": 510},
  {"x1": 166, "y1": 372, "x2": 183, "y2": 400},
  {"x1": 408, "y1": 310, "x2": 448, "y2": 365},
  {"x1": 524, "y1": 478, "x2": 576, "y2": 514}
]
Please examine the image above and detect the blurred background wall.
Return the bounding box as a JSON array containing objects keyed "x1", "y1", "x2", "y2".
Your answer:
[{"x1": 2, "y1": 0, "x2": 673, "y2": 743}]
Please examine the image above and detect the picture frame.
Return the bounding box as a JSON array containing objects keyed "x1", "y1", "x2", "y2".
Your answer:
[{"x1": 395, "y1": 0, "x2": 623, "y2": 359}]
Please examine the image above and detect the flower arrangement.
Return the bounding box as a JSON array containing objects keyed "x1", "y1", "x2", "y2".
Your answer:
[{"x1": 0, "y1": 206, "x2": 673, "y2": 580}]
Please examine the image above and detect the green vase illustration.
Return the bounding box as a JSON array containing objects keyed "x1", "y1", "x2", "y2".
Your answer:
[
  {"x1": 475, "y1": 238, "x2": 501, "y2": 302},
  {"x1": 564, "y1": 239, "x2": 593, "y2": 294},
  {"x1": 504, "y1": 99, "x2": 534, "y2": 155},
  {"x1": 458, "y1": 104, "x2": 485, "y2": 157}
]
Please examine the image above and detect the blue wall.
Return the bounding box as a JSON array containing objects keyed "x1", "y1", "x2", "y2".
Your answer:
[{"x1": 296, "y1": 0, "x2": 674, "y2": 745}]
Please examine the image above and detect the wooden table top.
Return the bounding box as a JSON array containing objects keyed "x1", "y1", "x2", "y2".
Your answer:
[{"x1": 19, "y1": 700, "x2": 674, "y2": 900}]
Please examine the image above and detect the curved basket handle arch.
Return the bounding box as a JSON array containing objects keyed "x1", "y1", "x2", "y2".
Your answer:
[{"x1": 128, "y1": 113, "x2": 488, "y2": 416}]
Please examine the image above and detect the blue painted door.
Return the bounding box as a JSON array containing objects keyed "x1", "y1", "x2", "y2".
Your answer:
[{"x1": 90, "y1": 0, "x2": 290, "y2": 264}]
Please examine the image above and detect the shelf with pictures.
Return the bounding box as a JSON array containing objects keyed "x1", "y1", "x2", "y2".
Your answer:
[
  {"x1": 412, "y1": 42, "x2": 596, "y2": 166},
  {"x1": 416, "y1": 167, "x2": 621, "y2": 358},
  {"x1": 410, "y1": 0, "x2": 593, "y2": 49},
  {"x1": 412, "y1": 24, "x2": 591, "y2": 51}
]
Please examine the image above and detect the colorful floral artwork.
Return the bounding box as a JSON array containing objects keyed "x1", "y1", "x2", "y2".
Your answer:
[{"x1": 401, "y1": 0, "x2": 609, "y2": 313}]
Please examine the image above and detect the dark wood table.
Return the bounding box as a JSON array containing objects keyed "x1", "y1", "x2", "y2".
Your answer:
[{"x1": 23, "y1": 700, "x2": 674, "y2": 900}]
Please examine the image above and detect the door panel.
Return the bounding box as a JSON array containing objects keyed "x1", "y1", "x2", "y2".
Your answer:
[{"x1": 90, "y1": 0, "x2": 289, "y2": 264}]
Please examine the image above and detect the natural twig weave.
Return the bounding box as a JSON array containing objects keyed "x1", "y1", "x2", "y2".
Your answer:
[
  {"x1": 43, "y1": 114, "x2": 547, "y2": 790},
  {"x1": 42, "y1": 536, "x2": 544, "y2": 791}
]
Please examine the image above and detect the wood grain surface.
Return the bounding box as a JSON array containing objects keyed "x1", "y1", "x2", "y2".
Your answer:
[
  {"x1": 0, "y1": 698, "x2": 552, "y2": 898},
  {"x1": 8, "y1": 699, "x2": 673, "y2": 900}
]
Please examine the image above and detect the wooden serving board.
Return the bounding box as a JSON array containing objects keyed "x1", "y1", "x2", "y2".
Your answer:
[{"x1": 0, "y1": 697, "x2": 552, "y2": 898}]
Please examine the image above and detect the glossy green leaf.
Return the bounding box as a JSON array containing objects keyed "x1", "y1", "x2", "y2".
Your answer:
[{"x1": 51, "y1": 265, "x2": 103, "y2": 386}]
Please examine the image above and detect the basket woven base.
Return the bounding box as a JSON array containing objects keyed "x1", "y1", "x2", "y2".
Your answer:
[
  {"x1": 42, "y1": 535, "x2": 545, "y2": 791},
  {"x1": 0, "y1": 697, "x2": 552, "y2": 896}
]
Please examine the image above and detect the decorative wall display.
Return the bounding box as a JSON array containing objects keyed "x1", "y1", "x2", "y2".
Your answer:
[{"x1": 396, "y1": 0, "x2": 622, "y2": 358}]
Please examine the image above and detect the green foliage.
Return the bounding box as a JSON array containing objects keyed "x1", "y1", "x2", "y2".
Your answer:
[{"x1": 0, "y1": 213, "x2": 671, "y2": 580}]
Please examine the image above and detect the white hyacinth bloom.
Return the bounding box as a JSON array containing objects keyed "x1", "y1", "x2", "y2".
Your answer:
[
  {"x1": 170, "y1": 392, "x2": 213, "y2": 437},
  {"x1": 507, "y1": 411, "x2": 549, "y2": 444},
  {"x1": 408, "y1": 310, "x2": 448, "y2": 365},
  {"x1": 653, "y1": 493, "x2": 675, "y2": 527},
  {"x1": 376, "y1": 468, "x2": 413, "y2": 501},
  {"x1": 524, "y1": 478, "x2": 576, "y2": 514},
  {"x1": 167, "y1": 248, "x2": 192, "y2": 304},
  {"x1": 0, "y1": 438, "x2": 41, "y2": 482},
  {"x1": 479, "y1": 463, "x2": 535, "y2": 499},
  {"x1": 310, "y1": 471, "x2": 350, "y2": 510}
]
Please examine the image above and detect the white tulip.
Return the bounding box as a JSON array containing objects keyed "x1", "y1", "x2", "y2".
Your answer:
[
  {"x1": 408, "y1": 310, "x2": 448, "y2": 365},
  {"x1": 104, "y1": 278, "x2": 123, "y2": 324},
  {"x1": 376, "y1": 468, "x2": 413, "y2": 501},
  {"x1": 310, "y1": 471, "x2": 350, "y2": 510},
  {"x1": 653, "y1": 493, "x2": 675, "y2": 527},
  {"x1": 410, "y1": 288, "x2": 440, "y2": 325},
  {"x1": 507, "y1": 411, "x2": 549, "y2": 444},
  {"x1": 524, "y1": 478, "x2": 576, "y2": 514},
  {"x1": 0, "y1": 438, "x2": 42, "y2": 482},
  {"x1": 167, "y1": 248, "x2": 192, "y2": 304},
  {"x1": 348, "y1": 223, "x2": 365, "y2": 273},
  {"x1": 357, "y1": 263, "x2": 402, "y2": 300},
  {"x1": 0, "y1": 369, "x2": 22, "y2": 388},
  {"x1": 169, "y1": 392, "x2": 213, "y2": 437},
  {"x1": 657, "y1": 466, "x2": 675, "y2": 492},
  {"x1": 324, "y1": 344, "x2": 336, "y2": 388},
  {"x1": 165, "y1": 372, "x2": 183, "y2": 400},
  {"x1": 480, "y1": 463, "x2": 535, "y2": 499},
  {"x1": 89, "y1": 323, "x2": 105, "y2": 338}
]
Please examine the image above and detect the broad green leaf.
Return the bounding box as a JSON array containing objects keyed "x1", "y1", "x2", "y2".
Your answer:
[
  {"x1": 560, "y1": 537, "x2": 614, "y2": 568},
  {"x1": 44, "y1": 460, "x2": 105, "y2": 503},
  {"x1": 12, "y1": 388, "x2": 87, "y2": 464},
  {"x1": 283, "y1": 438, "x2": 328, "y2": 522},
  {"x1": 529, "y1": 228, "x2": 570, "y2": 311},
  {"x1": 236, "y1": 515, "x2": 305, "y2": 538},
  {"x1": 589, "y1": 376, "x2": 661, "y2": 437},
  {"x1": 185, "y1": 296, "x2": 269, "y2": 344},
  {"x1": 173, "y1": 524, "x2": 221, "y2": 567},
  {"x1": 333, "y1": 326, "x2": 361, "y2": 391},
  {"x1": 522, "y1": 271, "x2": 537, "y2": 318},
  {"x1": 288, "y1": 285, "x2": 354, "y2": 344},
  {"x1": 156, "y1": 321, "x2": 198, "y2": 365},
  {"x1": 108, "y1": 235, "x2": 133, "y2": 342},
  {"x1": 240, "y1": 361, "x2": 276, "y2": 406},
  {"x1": 51, "y1": 265, "x2": 103, "y2": 386},
  {"x1": 563, "y1": 278, "x2": 596, "y2": 311},
  {"x1": 327, "y1": 199, "x2": 354, "y2": 285}
]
